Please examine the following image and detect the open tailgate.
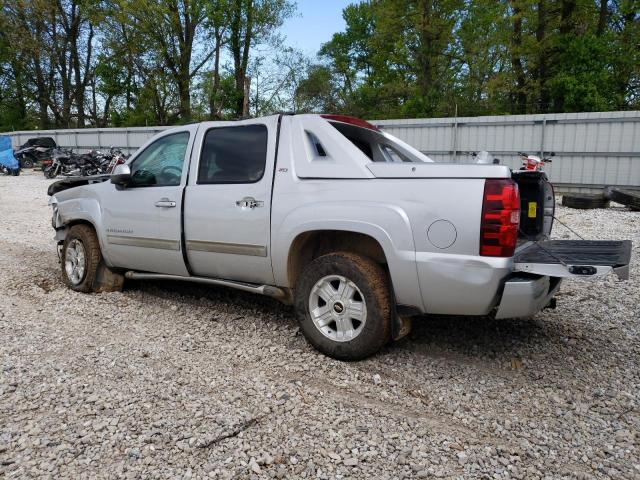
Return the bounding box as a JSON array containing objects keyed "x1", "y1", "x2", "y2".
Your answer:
[{"x1": 514, "y1": 240, "x2": 632, "y2": 280}]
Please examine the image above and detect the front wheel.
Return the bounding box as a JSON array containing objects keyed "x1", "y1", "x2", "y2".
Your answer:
[
  {"x1": 44, "y1": 166, "x2": 57, "y2": 179},
  {"x1": 61, "y1": 225, "x2": 103, "y2": 292},
  {"x1": 294, "y1": 252, "x2": 392, "y2": 361}
]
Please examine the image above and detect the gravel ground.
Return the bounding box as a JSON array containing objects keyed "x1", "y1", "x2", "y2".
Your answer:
[{"x1": 1, "y1": 171, "x2": 639, "y2": 480}]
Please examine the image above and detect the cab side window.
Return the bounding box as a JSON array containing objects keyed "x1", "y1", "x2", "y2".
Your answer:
[
  {"x1": 129, "y1": 132, "x2": 190, "y2": 187},
  {"x1": 198, "y1": 125, "x2": 267, "y2": 184}
]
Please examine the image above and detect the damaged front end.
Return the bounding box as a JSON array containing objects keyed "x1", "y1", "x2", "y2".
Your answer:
[{"x1": 48, "y1": 196, "x2": 66, "y2": 261}]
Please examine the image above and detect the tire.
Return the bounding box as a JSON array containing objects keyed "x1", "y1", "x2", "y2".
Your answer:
[
  {"x1": 22, "y1": 155, "x2": 35, "y2": 169},
  {"x1": 44, "y1": 166, "x2": 57, "y2": 179},
  {"x1": 61, "y1": 225, "x2": 104, "y2": 292},
  {"x1": 561, "y1": 194, "x2": 610, "y2": 209},
  {"x1": 604, "y1": 187, "x2": 640, "y2": 211},
  {"x1": 11, "y1": 168, "x2": 20, "y2": 176},
  {"x1": 294, "y1": 252, "x2": 392, "y2": 361}
]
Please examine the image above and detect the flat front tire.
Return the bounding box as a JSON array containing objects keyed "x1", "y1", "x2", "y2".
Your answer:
[
  {"x1": 294, "y1": 252, "x2": 392, "y2": 361},
  {"x1": 61, "y1": 225, "x2": 103, "y2": 292}
]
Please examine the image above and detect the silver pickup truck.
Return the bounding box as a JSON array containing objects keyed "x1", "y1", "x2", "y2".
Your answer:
[{"x1": 49, "y1": 114, "x2": 632, "y2": 360}]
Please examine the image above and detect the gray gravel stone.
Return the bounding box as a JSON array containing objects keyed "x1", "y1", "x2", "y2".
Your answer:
[{"x1": 0, "y1": 173, "x2": 638, "y2": 479}]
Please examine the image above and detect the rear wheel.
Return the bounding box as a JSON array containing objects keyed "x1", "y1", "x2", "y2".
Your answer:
[
  {"x1": 22, "y1": 155, "x2": 35, "y2": 169},
  {"x1": 294, "y1": 252, "x2": 391, "y2": 361}
]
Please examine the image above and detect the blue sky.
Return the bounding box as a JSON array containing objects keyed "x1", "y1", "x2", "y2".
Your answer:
[{"x1": 280, "y1": 0, "x2": 353, "y2": 56}]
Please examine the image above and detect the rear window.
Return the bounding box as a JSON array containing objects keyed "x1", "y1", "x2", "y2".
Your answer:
[{"x1": 328, "y1": 121, "x2": 422, "y2": 163}]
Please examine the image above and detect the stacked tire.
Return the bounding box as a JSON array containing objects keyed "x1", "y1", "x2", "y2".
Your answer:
[
  {"x1": 561, "y1": 193, "x2": 610, "y2": 209},
  {"x1": 605, "y1": 187, "x2": 640, "y2": 211}
]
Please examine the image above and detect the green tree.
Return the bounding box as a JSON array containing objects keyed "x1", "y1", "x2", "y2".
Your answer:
[{"x1": 227, "y1": 0, "x2": 295, "y2": 117}]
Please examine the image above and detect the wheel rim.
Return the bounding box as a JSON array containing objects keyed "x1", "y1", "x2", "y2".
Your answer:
[
  {"x1": 309, "y1": 275, "x2": 367, "y2": 342},
  {"x1": 65, "y1": 239, "x2": 87, "y2": 285}
]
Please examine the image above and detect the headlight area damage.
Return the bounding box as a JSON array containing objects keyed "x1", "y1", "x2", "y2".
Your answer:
[{"x1": 47, "y1": 175, "x2": 111, "y2": 197}]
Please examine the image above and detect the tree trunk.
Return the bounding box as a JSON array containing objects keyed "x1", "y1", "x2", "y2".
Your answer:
[
  {"x1": 559, "y1": 0, "x2": 576, "y2": 35},
  {"x1": 178, "y1": 78, "x2": 191, "y2": 120},
  {"x1": 209, "y1": 31, "x2": 223, "y2": 119},
  {"x1": 596, "y1": 0, "x2": 608, "y2": 36},
  {"x1": 243, "y1": 76, "x2": 251, "y2": 116},
  {"x1": 417, "y1": 0, "x2": 435, "y2": 98},
  {"x1": 510, "y1": 1, "x2": 527, "y2": 113},
  {"x1": 614, "y1": 7, "x2": 636, "y2": 108},
  {"x1": 230, "y1": 0, "x2": 254, "y2": 117},
  {"x1": 536, "y1": 0, "x2": 549, "y2": 112}
]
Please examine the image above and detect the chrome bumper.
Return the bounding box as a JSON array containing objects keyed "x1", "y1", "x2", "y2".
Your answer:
[{"x1": 495, "y1": 275, "x2": 561, "y2": 319}]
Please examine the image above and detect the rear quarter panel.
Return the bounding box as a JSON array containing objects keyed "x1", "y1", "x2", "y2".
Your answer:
[{"x1": 272, "y1": 117, "x2": 511, "y2": 314}]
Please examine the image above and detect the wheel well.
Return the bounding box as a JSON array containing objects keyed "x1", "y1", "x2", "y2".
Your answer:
[
  {"x1": 57, "y1": 219, "x2": 97, "y2": 243},
  {"x1": 67, "y1": 219, "x2": 96, "y2": 229},
  {"x1": 287, "y1": 230, "x2": 387, "y2": 288}
]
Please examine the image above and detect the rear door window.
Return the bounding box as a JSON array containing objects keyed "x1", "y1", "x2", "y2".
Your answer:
[{"x1": 198, "y1": 125, "x2": 268, "y2": 184}]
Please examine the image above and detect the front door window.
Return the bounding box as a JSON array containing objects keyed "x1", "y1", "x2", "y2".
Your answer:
[{"x1": 130, "y1": 132, "x2": 190, "y2": 187}]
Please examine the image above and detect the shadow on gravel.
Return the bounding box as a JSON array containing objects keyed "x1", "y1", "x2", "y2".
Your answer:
[
  {"x1": 412, "y1": 314, "x2": 545, "y2": 344},
  {"x1": 124, "y1": 278, "x2": 294, "y2": 320},
  {"x1": 119, "y1": 278, "x2": 603, "y2": 375},
  {"x1": 125, "y1": 279, "x2": 557, "y2": 361},
  {"x1": 394, "y1": 314, "x2": 555, "y2": 363}
]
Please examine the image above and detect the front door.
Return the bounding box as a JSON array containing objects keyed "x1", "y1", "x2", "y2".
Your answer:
[
  {"x1": 101, "y1": 127, "x2": 196, "y2": 276},
  {"x1": 183, "y1": 118, "x2": 278, "y2": 284}
]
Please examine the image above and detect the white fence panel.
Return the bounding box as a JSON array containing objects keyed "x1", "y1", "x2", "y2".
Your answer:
[
  {"x1": 375, "y1": 111, "x2": 640, "y2": 192},
  {"x1": 5, "y1": 111, "x2": 639, "y2": 192}
]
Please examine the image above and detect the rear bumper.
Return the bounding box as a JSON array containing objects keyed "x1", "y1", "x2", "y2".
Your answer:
[
  {"x1": 414, "y1": 252, "x2": 512, "y2": 315},
  {"x1": 495, "y1": 275, "x2": 561, "y2": 319}
]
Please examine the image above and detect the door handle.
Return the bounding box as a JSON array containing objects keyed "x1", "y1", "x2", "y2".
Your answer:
[
  {"x1": 155, "y1": 198, "x2": 176, "y2": 208},
  {"x1": 236, "y1": 197, "x2": 264, "y2": 209}
]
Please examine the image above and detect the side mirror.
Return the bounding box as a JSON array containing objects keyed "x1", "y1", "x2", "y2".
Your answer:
[{"x1": 111, "y1": 163, "x2": 132, "y2": 186}]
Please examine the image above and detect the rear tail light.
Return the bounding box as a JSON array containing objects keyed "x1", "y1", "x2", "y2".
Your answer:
[{"x1": 480, "y1": 179, "x2": 520, "y2": 257}]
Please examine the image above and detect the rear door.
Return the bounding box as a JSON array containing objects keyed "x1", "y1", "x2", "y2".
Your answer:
[
  {"x1": 514, "y1": 240, "x2": 632, "y2": 280},
  {"x1": 183, "y1": 117, "x2": 278, "y2": 284}
]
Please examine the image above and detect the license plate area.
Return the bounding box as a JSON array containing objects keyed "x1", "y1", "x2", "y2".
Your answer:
[{"x1": 514, "y1": 240, "x2": 632, "y2": 280}]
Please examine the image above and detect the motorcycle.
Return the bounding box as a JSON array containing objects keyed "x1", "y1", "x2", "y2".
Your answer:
[
  {"x1": 14, "y1": 137, "x2": 57, "y2": 169},
  {"x1": 43, "y1": 148, "x2": 95, "y2": 178},
  {"x1": 101, "y1": 147, "x2": 130, "y2": 173},
  {"x1": 518, "y1": 151, "x2": 555, "y2": 171},
  {"x1": 83, "y1": 146, "x2": 130, "y2": 174},
  {"x1": 43, "y1": 146, "x2": 127, "y2": 178}
]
